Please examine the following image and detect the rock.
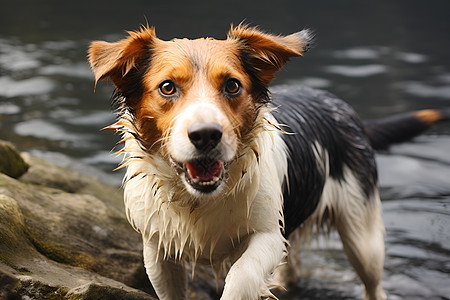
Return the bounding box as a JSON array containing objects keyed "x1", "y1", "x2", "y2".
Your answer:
[
  {"x1": 19, "y1": 153, "x2": 124, "y2": 211},
  {"x1": 67, "y1": 282, "x2": 154, "y2": 299},
  {"x1": 0, "y1": 140, "x2": 29, "y2": 178},
  {"x1": 0, "y1": 143, "x2": 156, "y2": 299}
]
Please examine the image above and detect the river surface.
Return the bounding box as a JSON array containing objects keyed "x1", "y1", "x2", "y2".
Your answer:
[{"x1": 1, "y1": 1, "x2": 449, "y2": 299}]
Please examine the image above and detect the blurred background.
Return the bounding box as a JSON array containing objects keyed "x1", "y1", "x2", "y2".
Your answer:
[{"x1": 0, "y1": 0, "x2": 449, "y2": 299}]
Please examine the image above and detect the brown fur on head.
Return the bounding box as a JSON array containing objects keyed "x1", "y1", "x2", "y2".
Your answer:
[
  {"x1": 228, "y1": 24, "x2": 312, "y2": 100},
  {"x1": 88, "y1": 24, "x2": 312, "y2": 161}
]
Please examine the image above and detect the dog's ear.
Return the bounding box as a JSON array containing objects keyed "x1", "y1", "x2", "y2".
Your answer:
[
  {"x1": 228, "y1": 24, "x2": 313, "y2": 86},
  {"x1": 88, "y1": 25, "x2": 157, "y2": 95}
]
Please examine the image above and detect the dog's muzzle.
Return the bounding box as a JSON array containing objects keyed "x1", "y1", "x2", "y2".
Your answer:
[{"x1": 172, "y1": 122, "x2": 227, "y2": 193}]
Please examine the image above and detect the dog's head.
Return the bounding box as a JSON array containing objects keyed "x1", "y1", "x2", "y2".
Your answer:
[{"x1": 89, "y1": 24, "x2": 312, "y2": 196}]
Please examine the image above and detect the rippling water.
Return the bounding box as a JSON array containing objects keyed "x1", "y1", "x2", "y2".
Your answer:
[{"x1": 1, "y1": 1, "x2": 449, "y2": 299}]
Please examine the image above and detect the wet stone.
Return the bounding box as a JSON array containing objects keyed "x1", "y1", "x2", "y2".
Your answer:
[
  {"x1": 0, "y1": 140, "x2": 29, "y2": 178},
  {"x1": 0, "y1": 141, "x2": 157, "y2": 299}
]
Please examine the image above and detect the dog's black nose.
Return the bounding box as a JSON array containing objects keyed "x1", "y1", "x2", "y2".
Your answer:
[{"x1": 188, "y1": 122, "x2": 223, "y2": 151}]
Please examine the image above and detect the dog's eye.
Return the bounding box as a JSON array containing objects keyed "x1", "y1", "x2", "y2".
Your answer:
[
  {"x1": 159, "y1": 80, "x2": 177, "y2": 96},
  {"x1": 224, "y1": 78, "x2": 241, "y2": 96}
]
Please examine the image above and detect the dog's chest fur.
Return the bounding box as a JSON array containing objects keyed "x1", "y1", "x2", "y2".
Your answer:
[{"x1": 121, "y1": 112, "x2": 288, "y2": 265}]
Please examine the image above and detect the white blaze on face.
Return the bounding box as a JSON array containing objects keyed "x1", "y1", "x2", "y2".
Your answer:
[{"x1": 168, "y1": 99, "x2": 237, "y2": 163}]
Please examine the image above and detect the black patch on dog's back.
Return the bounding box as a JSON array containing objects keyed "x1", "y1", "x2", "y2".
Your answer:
[{"x1": 270, "y1": 85, "x2": 377, "y2": 237}]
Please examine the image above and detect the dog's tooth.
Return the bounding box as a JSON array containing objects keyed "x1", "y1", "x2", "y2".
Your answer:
[{"x1": 193, "y1": 177, "x2": 221, "y2": 187}]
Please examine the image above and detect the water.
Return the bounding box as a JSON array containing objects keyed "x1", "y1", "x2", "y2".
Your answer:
[{"x1": 1, "y1": 1, "x2": 449, "y2": 298}]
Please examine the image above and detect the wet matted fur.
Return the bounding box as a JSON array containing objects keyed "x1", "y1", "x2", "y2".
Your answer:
[{"x1": 89, "y1": 24, "x2": 391, "y2": 300}]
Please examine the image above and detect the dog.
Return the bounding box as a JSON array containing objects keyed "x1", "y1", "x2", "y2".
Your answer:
[{"x1": 88, "y1": 24, "x2": 448, "y2": 300}]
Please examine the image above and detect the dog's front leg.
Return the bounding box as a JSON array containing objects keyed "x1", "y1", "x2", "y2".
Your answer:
[
  {"x1": 142, "y1": 238, "x2": 187, "y2": 300},
  {"x1": 221, "y1": 231, "x2": 286, "y2": 300}
]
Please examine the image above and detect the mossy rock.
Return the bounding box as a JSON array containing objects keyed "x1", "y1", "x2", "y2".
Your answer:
[
  {"x1": 0, "y1": 140, "x2": 29, "y2": 178},
  {"x1": 0, "y1": 155, "x2": 156, "y2": 299}
]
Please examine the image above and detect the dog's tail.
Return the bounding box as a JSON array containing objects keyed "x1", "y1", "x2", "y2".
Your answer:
[{"x1": 363, "y1": 108, "x2": 450, "y2": 150}]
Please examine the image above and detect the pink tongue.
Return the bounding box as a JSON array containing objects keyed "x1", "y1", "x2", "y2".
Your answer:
[{"x1": 186, "y1": 160, "x2": 223, "y2": 181}]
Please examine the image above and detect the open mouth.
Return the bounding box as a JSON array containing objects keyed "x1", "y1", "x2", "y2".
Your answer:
[{"x1": 171, "y1": 157, "x2": 225, "y2": 193}]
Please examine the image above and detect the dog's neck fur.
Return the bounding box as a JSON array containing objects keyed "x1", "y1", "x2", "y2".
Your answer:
[{"x1": 117, "y1": 107, "x2": 287, "y2": 272}]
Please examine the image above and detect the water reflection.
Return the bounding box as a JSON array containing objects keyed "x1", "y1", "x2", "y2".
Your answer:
[
  {"x1": 325, "y1": 64, "x2": 387, "y2": 77},
  {"x1": 397, "y1": 81, "x2": 450, "y2": 99}
]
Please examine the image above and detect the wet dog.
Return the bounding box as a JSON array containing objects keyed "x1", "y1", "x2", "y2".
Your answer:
[{"x1": 89, "y1": 24, "x2": 448, "y2": 300}]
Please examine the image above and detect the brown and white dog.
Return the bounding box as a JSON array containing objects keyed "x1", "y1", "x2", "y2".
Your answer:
[{"x1": 89, "y1": 24, "x2": 448, "y2": 300}]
